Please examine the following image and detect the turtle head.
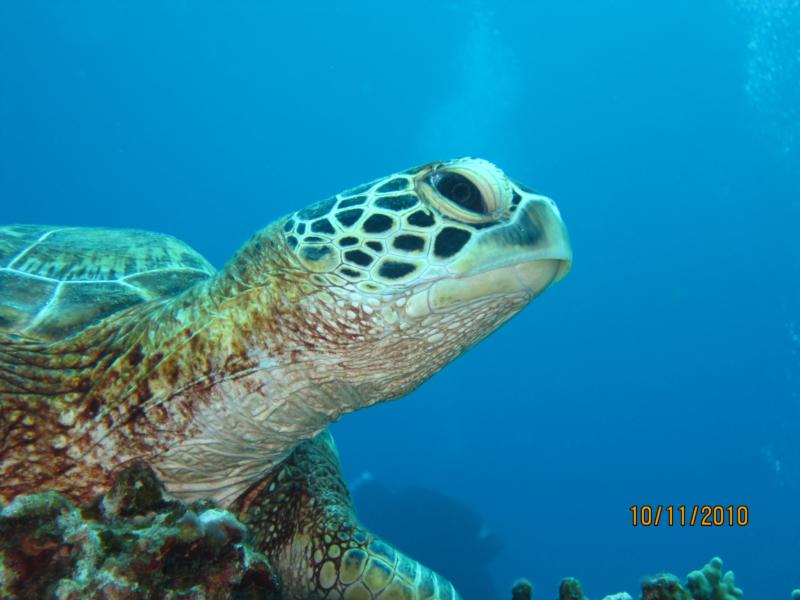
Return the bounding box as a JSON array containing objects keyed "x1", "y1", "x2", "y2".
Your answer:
[
  {"x1": 283, "y1": 158, "x2": 571, "y2": 295},
  {"x1": 277, "y1": 158, "x2": 571, "y2": 403}
]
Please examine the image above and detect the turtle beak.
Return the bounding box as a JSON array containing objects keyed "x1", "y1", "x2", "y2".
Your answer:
[
  {"x1": 516, "y1": 193, "x2": 572, "y2": 283},
  {"x1": 405, "y1": 194, "x2": 572, "y2": 317},
  {"x1": 446, "y1": 192, "x2": 572, "y2": 285}
]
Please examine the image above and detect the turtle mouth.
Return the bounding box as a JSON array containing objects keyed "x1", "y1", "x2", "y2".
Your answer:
[
  {"x1": 404, "y1": 257, "x2": 570, "y2": 317},
  {"x1": 404, "y1": 196, "x2": 572, "y2": 318}
]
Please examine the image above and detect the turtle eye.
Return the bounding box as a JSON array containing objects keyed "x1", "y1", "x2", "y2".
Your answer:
[
  {"x1": 416, "y1": 159, "x2": 510, "y2": 224},
  {"x1": 430, "y1": 172, "x2": 487, "y2": 214}
]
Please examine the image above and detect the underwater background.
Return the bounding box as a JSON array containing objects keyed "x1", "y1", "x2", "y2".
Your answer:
[{"x1": 0, "y1": 1, "x2": 798, "y2": 598}]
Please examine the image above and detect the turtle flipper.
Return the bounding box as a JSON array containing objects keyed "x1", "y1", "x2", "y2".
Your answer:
[{"x1": 234, "y1": 431, "x2": 461, "y2": 600}]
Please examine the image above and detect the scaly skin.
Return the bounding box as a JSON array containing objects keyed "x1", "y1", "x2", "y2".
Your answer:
[
  {"x1": 1, "y1": 219, "x2": 539, "y2": 509},
  {"x1": 2, "y1": 225, "x2": 310, "y2": 505},
  {"x1": 2, "y1": 221, "x2": 513, "y2": 507},
  {"x1": 236, "y1": 432, "x2": 462, "y2": 600}
]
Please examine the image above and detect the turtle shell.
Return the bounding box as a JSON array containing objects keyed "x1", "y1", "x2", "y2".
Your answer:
[{"x1": 0, "y1": 225, "x2": 215, "y2": 342}]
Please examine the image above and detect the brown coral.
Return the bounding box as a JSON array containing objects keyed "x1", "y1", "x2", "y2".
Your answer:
[{"x1": 0, "y1": 462, "x2": 278, "y2": 600}]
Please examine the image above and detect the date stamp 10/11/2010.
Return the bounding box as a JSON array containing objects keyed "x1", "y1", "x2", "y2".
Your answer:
[{"x1": 629, "y1": 505, "x2": 749, "y2": 527}]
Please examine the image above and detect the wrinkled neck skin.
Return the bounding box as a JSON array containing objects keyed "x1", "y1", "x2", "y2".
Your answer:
[
  {"x1": 147, "y1": 223, "x2": 529, "y2": 506},
  {"x1": 6, "y1": 222, "x2": 528, "y2": 507},
  {"x1": 142, "y1": 227, "x2": 400, "y2": 506}
]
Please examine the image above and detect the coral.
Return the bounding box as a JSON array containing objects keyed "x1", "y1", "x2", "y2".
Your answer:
[
  {"x1": 559, "y1": 577, "x2": 588, "y2": 600},
  {"x1": 686, "y1": 557, "x2": 743, "y2": 600},
  {"x1": 512, "y1": 578, "x2": 533, "y2": 600},
  {"x1": 0, "y1": 461, "x2": 278, "y2": 599},
  {"x1": 792, "y1": 590, "x2": 800, "y2": 599},
  {"x1": 642, "y1": 573, "x2": 692, "y2": 600},
  {"x1": 515, "y1": 558, "x2": 744, "y2": 600},
  {"x1": 639, "y1": 557, "x2": 741, "y2": 600}
]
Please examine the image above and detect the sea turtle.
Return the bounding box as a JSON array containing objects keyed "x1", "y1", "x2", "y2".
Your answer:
[{"x1": 0, "y1": 157, "x2": 571, "y2": 598}]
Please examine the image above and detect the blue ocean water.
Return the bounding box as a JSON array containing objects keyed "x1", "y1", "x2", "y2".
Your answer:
[{"x1": 1, "y1": 1, "x2": 798, "y2": 598}]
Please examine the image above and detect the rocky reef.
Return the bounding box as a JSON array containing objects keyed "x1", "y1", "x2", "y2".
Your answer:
[
  {"x1": 0, "y1": 463, "x2": 784, "y2": 599},
  {"x1": 0, "y1": 462, "x2": 278, "y2": 599}
]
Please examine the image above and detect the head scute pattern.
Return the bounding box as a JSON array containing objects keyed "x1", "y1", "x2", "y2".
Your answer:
[{"x1": 282, "y1": 157, "x2": 556, "y2": 294}]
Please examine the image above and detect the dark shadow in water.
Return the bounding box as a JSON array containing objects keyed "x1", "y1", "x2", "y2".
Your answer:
[{"x1": 353, "y1": 478, "x2": 503, "y2": 600}]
